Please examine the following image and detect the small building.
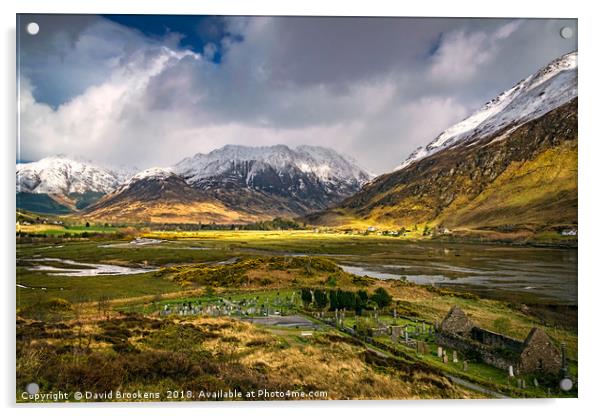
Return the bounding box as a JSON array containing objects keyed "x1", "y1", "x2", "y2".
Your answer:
[
  {"x1": 436, "y1": 306, "x2": 562, "y2": 376},
  {"x1": 519, "y1": 328, "x2": 562, "y2": 374},
  {"x1": 440, "y1": 305, "x2": 475, "y2": 336}
]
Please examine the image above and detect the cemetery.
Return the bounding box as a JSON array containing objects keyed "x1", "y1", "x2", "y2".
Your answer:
[
  {"x1": 147, "y1": 289, "x2": 302, "y2": 319},
  {"x1": 146, "y1": 284, "x2": 574, "y2": 395},
  {"x1": 303, "y1": 299, "x2": 574, "y2": 395}
]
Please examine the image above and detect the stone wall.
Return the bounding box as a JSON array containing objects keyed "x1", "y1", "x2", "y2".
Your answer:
[
  {"x1": 440, "y1": 305, "x2": 474, "y2": 335},
  {"x1": 471, "y1": 327, "x2": 524, "y2": 353},
  {"x1": 435, "y1": 331, "x2": 518, "y2": 372},
  {"x1": 519, "y1": 328, "x2": 562, "y2": 374},
  {"x1": 437, "y1": 306, "x2": 563, "y2": 376}
]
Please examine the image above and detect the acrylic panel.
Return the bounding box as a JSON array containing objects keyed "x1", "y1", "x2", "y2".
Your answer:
[{"x1": 16, "y1": 14, "x2": 578, "y2": 402}]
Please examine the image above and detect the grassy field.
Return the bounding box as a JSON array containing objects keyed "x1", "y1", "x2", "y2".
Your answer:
[
  {"x1": 16, "y1": 231, "x2": 578, "y2": 400},
  {"x1": 17, "y1": 224, "x2": 122, "y2": 235}
]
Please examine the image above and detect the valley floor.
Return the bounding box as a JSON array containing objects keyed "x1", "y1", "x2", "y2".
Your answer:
[{"x1": 16, "y1": 231, "x2": 578, "y2": 402}]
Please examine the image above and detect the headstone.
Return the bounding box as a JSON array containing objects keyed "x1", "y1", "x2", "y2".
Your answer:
[
  {"x1": 452, "y1": 350, "x2": 458, "y2": 363},
  {"x1": 463, "y1": 361, "x2": 468, "y2": 371},
  {"x1": 442, "y1": 355, "x2": 448, "y2": 364},
  {"x1": 533, "y1": 378, "x2": 539, "y2": 387},
  {"x1": 422, "y1": 322, "x2": 426, "y2": 333},
  {"x1": 404, "y1": 331, "x2": 409, "y2": 343},
  {"x1": 416, "y1": 341, "x2": 429, "y2": 355},
  {"x1": 437, "y1": 346, "x2": 443, "y2": 358},
  {"x1": 508, "y1": 365, "x2": 515, "y2": 378}
]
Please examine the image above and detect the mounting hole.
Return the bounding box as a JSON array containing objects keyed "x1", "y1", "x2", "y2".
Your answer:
[
  {"x1": 26, "y1": 382, "x2": 40, "y2": 395},
  {"x1": 26, "y1": 22, "x2": 40, "y2": 36},
  {"x1": 559, "y1": 378, "x2": 573, "y2": 391},
  {"x1": 560, "y1": 27, "x2": 573, "y2": 39}
]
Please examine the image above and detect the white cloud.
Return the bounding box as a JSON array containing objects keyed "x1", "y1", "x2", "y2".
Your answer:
[
  {"x1": 18, "y1": 17, "x2": 575, "y2": 174},
  {"x1": 429, "y1": 21, "x2": 522, "y2": 84}
]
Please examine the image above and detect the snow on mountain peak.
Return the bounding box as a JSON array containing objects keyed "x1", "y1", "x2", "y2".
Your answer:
[
  {"x1": 396, "y1": 51, "x2": 578, "y2": 171},
  {"x1": 129, "y1": 167, "x2": 175, "y2": 182},
  {"x1": 16, "y1": 155, "x2": 125, "y2": 195},
  {"x1": 106, "y1": 167, "x2": 178, "y2": 195},
  {"x1": 173, "y1": 144, "x2": 373, "y2": 185}
]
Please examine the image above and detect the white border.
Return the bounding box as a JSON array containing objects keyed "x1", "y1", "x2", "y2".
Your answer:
[{"x1": 2, "y1": 1, "x2": 600, "y2": 415}]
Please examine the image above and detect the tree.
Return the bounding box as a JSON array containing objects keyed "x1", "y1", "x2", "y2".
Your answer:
[
  {"x1": 337, "y1": 290, "x2": 356, "y2": 310},
  {"x1": 329, "y1": 289, "x2": 339, "y2": 310},
  {"x1": 355, "y1": 290, "x2": 369, "y2": 314},
  {"x1": 301, "y1": 288, "x2": 313, "y2": 306},
  {"x1": 371, "y1": 287, "x2": 392, "y2": 309},
  {"x1": 357, "y1": 290, "x2": 369, "y2": 304},
  {"x1": 314, "y1": 289, "x2": 328, "y2": 309}
]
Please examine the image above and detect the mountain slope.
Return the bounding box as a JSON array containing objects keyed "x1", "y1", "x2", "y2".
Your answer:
[
  {"x1": 396, "y1": 51, "x2": 577, "y2": 170},
  {"x1": 307, "y1": 52, "x2": 578, "y2": 238},
  {"x1": 82, "y1": 142, "x2": 374, "y2": 224},
  {"x1": 82, "y1": 168, "x2": 264, "y2": 224},
  {"x1": 16, "y1": 156, "x2": 128, "y2": 214},
  {"x1": 18, "y1": 145, "x2": 371, "y2": 221},
  {"x1": 173, "y1": 144, "x2": 372, "y2": 216}
]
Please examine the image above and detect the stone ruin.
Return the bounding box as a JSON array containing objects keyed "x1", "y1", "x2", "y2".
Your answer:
[
  {"x1": 440, "y1": 305, "x2": 475, "y2": 335},
  {"x1": 520, "y1": 327, "x2": 563, "y2": 374},
  {"x1": 435, "y1": 305, "x2": 562, "y2": 376}
]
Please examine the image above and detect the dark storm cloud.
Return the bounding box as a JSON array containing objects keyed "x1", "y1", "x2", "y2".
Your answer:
[{"x1": 18, "y1": 15, "x2": 577, "y2": 173}]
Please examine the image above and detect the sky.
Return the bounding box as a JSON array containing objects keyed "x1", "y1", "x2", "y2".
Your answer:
[{"x1": 17, "y1": 15, "x2": 577, "y2": 174}]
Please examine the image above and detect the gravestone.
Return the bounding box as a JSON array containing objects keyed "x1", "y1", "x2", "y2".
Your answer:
[
  {"x1": 463, "y1": 361, "x2": 469, "y2": 371},
  {"x1": 508, "y1": 365, "x2": 515, "y2": 378},
  {"x1": 452, "y1": 350, "x2": 458, "y2": 363},
  {"x1": 416, "y1": 341, "x2": 429, "y2": 355},
  {"x1": 437, "y1": 346, "x2": 443, "y2": 358},
  {"x1": 443, "y1": 355, "x2": 448, "y2": 364}
]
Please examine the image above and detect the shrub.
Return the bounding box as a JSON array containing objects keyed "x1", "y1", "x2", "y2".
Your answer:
[{"x1": 371, "y1": 288, "x2": 392, "y2": 309}]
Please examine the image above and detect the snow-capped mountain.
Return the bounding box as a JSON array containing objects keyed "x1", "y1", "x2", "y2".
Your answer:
[
  {"x1": 172, "y1": 144, "x2": 372, "y2": 213},
  {"x1": 18, "y1": 145, "x2": 371, "y2": 220},
  {"x1": 82, "y1": 145, "x2": 372, "y2": 223},
  {"x1": 119, "y1": 167, "x2": 176, "y2": 188},
  {"x1": 173, "y1": 144, "x2": 371, "y2": 187},
  {"x1": 16, "y1": 155, "x2": 127, "y2": 195},
  {"x1": 396, "y1": 51, "x2": 577, "y2": 170},
  {"x1": 309, "y1": 51, "x2": 578, "y2": 234}
]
